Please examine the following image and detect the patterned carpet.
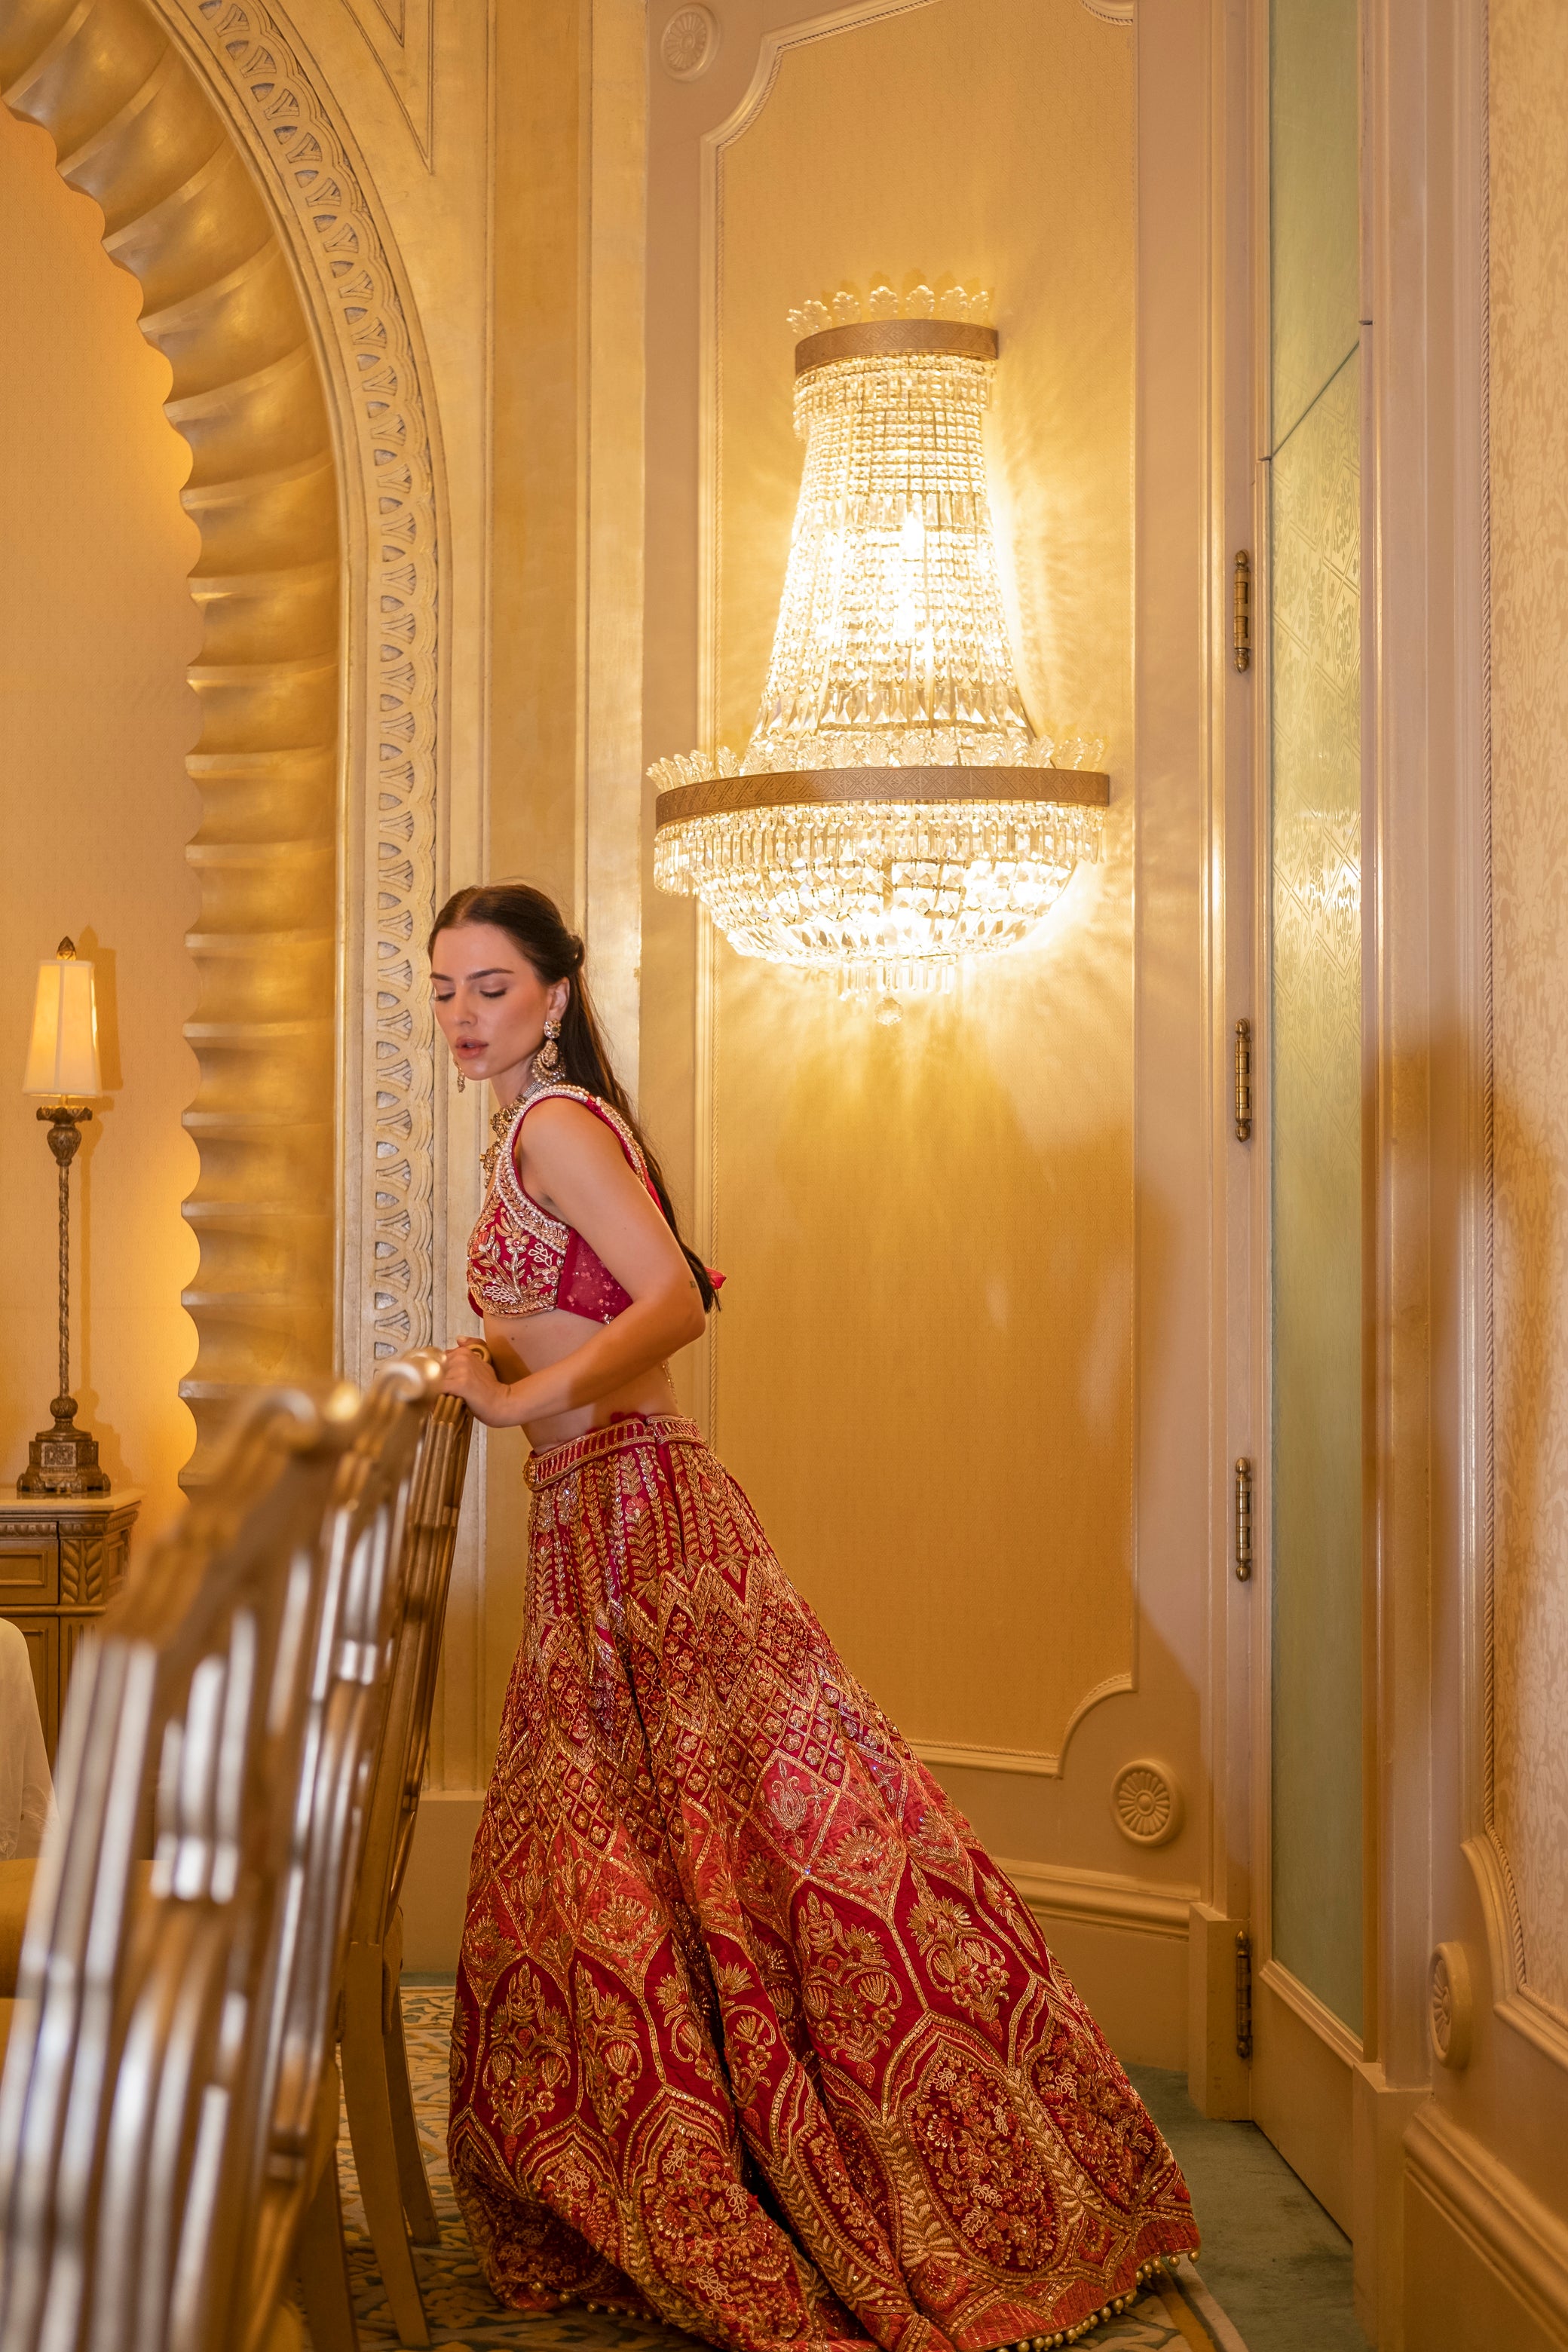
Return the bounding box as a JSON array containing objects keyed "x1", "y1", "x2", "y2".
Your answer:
[{"x1": 329, "y1": 1988, "x2": 1225, "y2": 2352}]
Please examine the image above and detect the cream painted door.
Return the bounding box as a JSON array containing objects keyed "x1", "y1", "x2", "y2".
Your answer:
[{"x1": 639, "y1": 0, "x2": 1231, "y2": 2075}]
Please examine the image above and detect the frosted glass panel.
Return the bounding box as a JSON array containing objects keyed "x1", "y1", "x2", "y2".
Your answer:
[
  {"x1": 1267, "y1": 0, "x2": 1362, "y2": 2041},
  {"x1": 1270, "y1": 0, "x2": 1359, "y2": 443},
  {"x1": 1269, "y1": 352, "x2": 1363, "y2": 2034}
]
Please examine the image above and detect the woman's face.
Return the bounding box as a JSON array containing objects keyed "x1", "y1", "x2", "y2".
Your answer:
[{"x1": 430, "y1": 923, "x2": 568, "y2": 1096}]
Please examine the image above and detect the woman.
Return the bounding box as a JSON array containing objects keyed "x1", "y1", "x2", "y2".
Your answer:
[{"x1": 436, "y1": 881, "x2": 1199, "y2": 2352}]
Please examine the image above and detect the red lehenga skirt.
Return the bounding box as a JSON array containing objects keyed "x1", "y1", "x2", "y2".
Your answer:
[{"x1": 449, "y1": 1415, "x2": 1199, "y2": 2351}]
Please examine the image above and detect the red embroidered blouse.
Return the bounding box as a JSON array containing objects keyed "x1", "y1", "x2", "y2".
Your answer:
[{"x1": 466, "y1": 1084, "x2": 711, "y2": 1326}]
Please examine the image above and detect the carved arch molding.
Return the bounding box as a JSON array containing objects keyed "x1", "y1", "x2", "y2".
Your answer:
[{"x1": 0, "y1": 0, "x2": 444, "y2": 1475}]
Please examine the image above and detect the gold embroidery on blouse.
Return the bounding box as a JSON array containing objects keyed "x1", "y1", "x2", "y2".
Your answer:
[{"x1": 467, "y1": 1085, "x2": 652, "y2": 1322}]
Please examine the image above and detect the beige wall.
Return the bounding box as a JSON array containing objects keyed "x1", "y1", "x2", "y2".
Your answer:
[
  {"x1": 488, "y1": 0, "x2": 585, "y2": 914},
  {"x1": 0, "y1": 104, "x2": 201, "y2": 1548},
  {"x1": 1487, "y1": 0, "x2": 1568, "y2": 2027},
  {"x1": 632, "y1": 0, "x2": 1215, "y2": 2069},
  {"x1": 703, "y1": 0, "x2": 1136, "y2": 1771}
]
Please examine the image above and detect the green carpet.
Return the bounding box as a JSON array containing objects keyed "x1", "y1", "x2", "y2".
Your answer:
[
  {"x1": 1128, "y1": 2069, "x2": 1368, "y2": 2352},
  {"x1": 328, "y1": 1988, "x2": 1223, "y2": 2350}
]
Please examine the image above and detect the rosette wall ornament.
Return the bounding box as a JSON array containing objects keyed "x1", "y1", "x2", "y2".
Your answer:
[{"x1": 651, "y1": 283, "x2": 1110, "y2": 1002}]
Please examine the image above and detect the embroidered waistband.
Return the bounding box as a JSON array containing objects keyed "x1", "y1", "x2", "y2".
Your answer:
[{"x1": 525, "y1": 1412, "x2": 706, "y2": 1490}]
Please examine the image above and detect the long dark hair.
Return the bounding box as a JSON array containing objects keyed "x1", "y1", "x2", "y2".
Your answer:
[{"x1": 430, "y1": 881, "x2": 715, "y2": 1312}]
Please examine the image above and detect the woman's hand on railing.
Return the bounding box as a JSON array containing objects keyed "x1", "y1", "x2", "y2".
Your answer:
[{"x1": 437, "y1": 1340, "x2": 512, "y2": 1424}]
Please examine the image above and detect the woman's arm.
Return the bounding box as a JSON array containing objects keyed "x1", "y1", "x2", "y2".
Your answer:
[{"x1": 440, "y1": 1100, "x2": 704, "y2": 1426}]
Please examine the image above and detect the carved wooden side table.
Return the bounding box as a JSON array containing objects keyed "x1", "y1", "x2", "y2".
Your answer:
[{"x1": 0, "y1": 1487, "x2": 142, "y2": 1761}]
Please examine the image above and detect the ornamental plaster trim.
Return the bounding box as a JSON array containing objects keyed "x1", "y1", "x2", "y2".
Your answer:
[
  {"x1": 1110, "y1": 1757, "x2": 1183, "y2": 1848},
  {"x1": 176, "y1": 0, "x2": 444, "y2": 1378},
  {"x1": 335, "y1": 0, "x2": 436, "y2": 162},
  {"x1": 660, "y1": 5, "x2": 721, "y2": 82},
  {"x1": 1429, "y1": 1940, "x2": 1475, "y2": 2071}
]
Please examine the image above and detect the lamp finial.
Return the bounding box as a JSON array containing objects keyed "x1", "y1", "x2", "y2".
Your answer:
[{"x1": 57, "y1": 937, "x2": 76, "y2": 960}]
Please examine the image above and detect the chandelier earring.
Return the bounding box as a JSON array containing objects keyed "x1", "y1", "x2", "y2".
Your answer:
[
  {"x1": 535, "y1": 1015, "x2": 564, "y2": 1083},
  {"x1": 455, "y1": 1066, "x2": 466, "y2": 1092}
]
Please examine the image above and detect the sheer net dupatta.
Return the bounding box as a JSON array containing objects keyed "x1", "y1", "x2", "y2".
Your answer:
[{"x1": 0, "y1": 1354, "x2": 454, "y2": 2352}]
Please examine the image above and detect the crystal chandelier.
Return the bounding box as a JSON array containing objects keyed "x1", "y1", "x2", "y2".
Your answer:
[{"x1": 651, "y1": 283, "x2": 1110, "y2": 998}]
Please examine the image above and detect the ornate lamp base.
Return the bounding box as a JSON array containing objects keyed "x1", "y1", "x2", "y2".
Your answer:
[
  {"x1": 18, "y1": 1392, "x2": 110, "y2": 1496},
  {"x1": 20, "y1": 1099, "x2": 109, "y2": 1495}
]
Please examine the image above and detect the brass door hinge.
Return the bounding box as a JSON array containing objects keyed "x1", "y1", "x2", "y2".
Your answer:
[
  {"x1": 1234, "y1": 1018, "x2": 1253, "y2": 1141},
  {"x1": 1236, "y1": 1928, "x2": 1254, "y2": 2059},
  {"x1": 1234, "y1": 1457, "x2": 1253, "y2": 1581},
  {"x1": 1233, "y1": 550, "x2": 1251, "y2": 671}
]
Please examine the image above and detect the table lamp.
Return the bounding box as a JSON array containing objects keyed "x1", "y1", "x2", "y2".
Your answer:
[{"x1": 17, "y1": 939, "x2": 109, "y2": 1494}]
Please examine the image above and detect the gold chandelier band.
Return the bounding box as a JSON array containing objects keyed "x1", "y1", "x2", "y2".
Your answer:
[
  {"x1": 654, "y1": 767, "x2": 1111, "y2": 828},
  {"x1": 794, "y1": 320, "x2": 1000, "y2": 376}
]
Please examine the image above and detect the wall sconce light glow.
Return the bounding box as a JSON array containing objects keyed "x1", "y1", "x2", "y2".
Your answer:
[{"x1": 651, "y1": 283, "x2": 1110, "y2": 1000}]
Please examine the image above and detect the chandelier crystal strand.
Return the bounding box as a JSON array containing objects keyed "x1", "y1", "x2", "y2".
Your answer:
[{"x1": 651, "y1": 286, "x2": 1108, "y2": 997}]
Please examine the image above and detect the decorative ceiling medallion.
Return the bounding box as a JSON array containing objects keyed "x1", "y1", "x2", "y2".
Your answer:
[
  {"x1": 1111, "y1": 1760, "x2": 1183, "y2": 1848},
  {"x1": 1080, "y1": 0, "x2": 1135, "y2": 23},
  {"x1": 661, "y1": 5, "x2": 721, "y2": 81},
  {"x1": 1429, "y1": 1943, "x2": 1473, "y2": 2071},
  {"x1": 651, "y1": 280, "x2": 1108, "y2": 1003}
]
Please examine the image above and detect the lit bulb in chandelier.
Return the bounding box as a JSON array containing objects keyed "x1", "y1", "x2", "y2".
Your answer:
[{"x1": 651, "y1": 281, "x2": 1110, "y2": 999}]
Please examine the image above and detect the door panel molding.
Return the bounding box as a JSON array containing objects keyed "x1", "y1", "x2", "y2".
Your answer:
[
  {"x1": 1258, "y1": 1954, "x2": 1364, "y2": 2067},
  {"x1": 912, "y1": 1669, "x2": 1135, "y2": 1781},
  {"x1": 1251, "y1": 1969, "x2": 1355, "y2": 2231},
  {"x1": 1002, "y1": 1854, "x2": 1196, "y2": 1941},
  {"x1": 1465, "y1": 1833, "x2": 1568, "y2": 2072},
  {"x1": 1406, "y1": 2104, "x2": 1568, "y2": 2348}
]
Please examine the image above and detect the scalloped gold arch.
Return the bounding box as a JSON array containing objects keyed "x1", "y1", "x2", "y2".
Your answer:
[{"x1": 0, "y1": 0, "x2": 443, "y2": 1478}]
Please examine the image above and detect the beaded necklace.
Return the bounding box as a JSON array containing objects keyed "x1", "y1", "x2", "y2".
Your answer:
[{"x1": 481, "y1": 1091, "x2": 526, "y2": 1193}]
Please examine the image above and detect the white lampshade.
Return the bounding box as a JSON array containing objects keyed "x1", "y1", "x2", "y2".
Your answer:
[{"x1": 23, "y1": 942, "x2": 101, "y2": 1099}]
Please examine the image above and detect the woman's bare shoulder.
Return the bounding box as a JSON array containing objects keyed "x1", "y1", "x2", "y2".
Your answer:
[
  {"x1": 517, "y1": 1092, "x2": 599, "y2": 1130},
  {"x1": 516, "y1": 1095, "x2": 626, "y2": 1169}
]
